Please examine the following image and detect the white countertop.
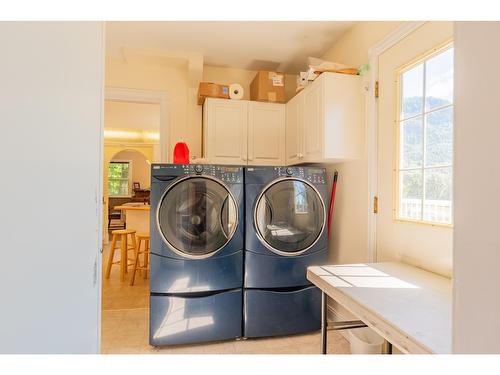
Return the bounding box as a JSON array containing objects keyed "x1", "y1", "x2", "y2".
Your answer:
[{"x1": 307, "y1": 262, "x2": 452, "y2": 354}]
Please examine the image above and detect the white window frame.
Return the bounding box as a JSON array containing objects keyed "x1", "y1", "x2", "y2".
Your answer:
[
  {"x1": 394, "y1": 41, "x2": 454, "y2": 227},
  {"x1": 108, "y1": 159, "x2": 133, "y2": 198}
]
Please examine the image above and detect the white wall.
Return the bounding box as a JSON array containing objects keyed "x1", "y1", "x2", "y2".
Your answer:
[
  {"x1": 0, "y1": 22, "x2": 103, "y2": 353},
  {"x1": 105, "y1": 101, "x2": 160, "y2": 131},
  {"x1": 320, "y1": 22, "x2": 402, "y2": 265},
  {"x1": 453, "y1": 21, "x2": 500, "y2": 353},
  {"x1": 105, "y1": 56, "x2": 197, "y2": 159}
]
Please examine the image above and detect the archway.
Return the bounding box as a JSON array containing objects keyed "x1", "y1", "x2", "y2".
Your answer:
[{"x1": 103, "y1": 146, "x2": 154, "y2": 244}]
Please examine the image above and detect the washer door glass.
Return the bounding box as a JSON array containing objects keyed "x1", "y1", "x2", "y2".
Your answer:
[
  {"x1": 255, "y1": 179, "x2": 325, "y2": 255},
  {"x1": 158, "y1": 177, "x2": 237, "y2": 257}
]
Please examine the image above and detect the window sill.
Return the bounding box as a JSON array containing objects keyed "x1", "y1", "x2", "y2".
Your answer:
[{"x1": 393, "y1": 217, "x2": 453, "y2": 229}]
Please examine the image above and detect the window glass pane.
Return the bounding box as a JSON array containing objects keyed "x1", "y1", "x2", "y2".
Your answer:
[
  {"x1": 425, "y1": 107, "x2": 453, "y2": 167},
  {"x1": 424, "y1": 167, "x2": 452, "y2": 223},
  {"x1": 400, "y1": 116, "x2": 423, "y2": 169},
  {"x1": 109, "y1": 162, "x2": 130, "y2": 179},
  {"x1": 401, "y1": 63, "x2": 424, "y2": 120},
  {"x1": 108, "y1": 179, "x2": 129, "y2": 196},
  {"x1": 399, "y1": 170, "x2": 423, "y2": 220},
  {"x1": 108, "y1": 162, "x2": 130, "y2": 196},
  {"x1": 118, "y1": 181, "x2": 129, "y2": 196},
  {"x1": 425, "y1": 47, "x2": 454, "y2": 111}
]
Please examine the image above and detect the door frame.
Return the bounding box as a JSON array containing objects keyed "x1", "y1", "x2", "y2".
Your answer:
[
  {"x1": 366, "y1": 21, "x2": 426, "y2": 262},
  {"x1": 102, "y1": 88, "x2": 168, "y2": 245}
]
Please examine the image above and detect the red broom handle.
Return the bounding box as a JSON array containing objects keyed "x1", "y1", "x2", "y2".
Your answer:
[{"x1": 328, "y1": 171, "x2": 339, "y2": 239}]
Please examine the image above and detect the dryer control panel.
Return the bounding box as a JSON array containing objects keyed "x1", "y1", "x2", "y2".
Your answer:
[{"x1": 273, "y1": 166, "x2": 326, "y2": 185}]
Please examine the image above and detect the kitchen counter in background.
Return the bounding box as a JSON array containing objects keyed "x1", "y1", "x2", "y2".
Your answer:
[{"x1": 114, "y1": 204, "x2": 150, "y2": 234}]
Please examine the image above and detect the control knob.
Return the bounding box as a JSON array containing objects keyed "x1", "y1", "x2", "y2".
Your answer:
[{"x1": 194, "y1": 165, "x2": 204, "y2": 174}]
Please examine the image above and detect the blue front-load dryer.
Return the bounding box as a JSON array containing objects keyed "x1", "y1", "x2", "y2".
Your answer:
[
  {"x1": 149, "y1": 164, "x2": 244, "y2": 346},
  {"x1": 244, "y1": 166, "x2": 328, "y2": 338}
]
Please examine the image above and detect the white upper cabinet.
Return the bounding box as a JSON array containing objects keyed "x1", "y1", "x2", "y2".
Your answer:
[
  {"x1": 203, "y1": 98, "x2": 248, "y2": 165},
  {"x1": 203, "y1": 98, "x2": 285, "y2": 165},
  {"x1": 203, "y1": 73, "x2": 362, "y2": 167},
  {"x1": 285, "y1": 93, "x2": 303, "y2": 165},
  {"x1": 286, "y1": 72, "x2": 363, "y2": 164},
  {"x1": 303, "y1": 80, "x2": 323, "y2": 161},
  {"x1": 247, "y1": 101, "x2": 285, "y2": 166}
]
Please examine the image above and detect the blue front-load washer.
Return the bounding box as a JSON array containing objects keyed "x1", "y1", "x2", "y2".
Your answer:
[
  {"x1": 149, "y1": 164, "x2": 244, "y2": 346},
  {"x1": 244, "y1": 166, "x2": 328, "y2": 338}
]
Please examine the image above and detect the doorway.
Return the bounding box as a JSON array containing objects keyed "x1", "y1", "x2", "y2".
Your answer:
[{"x1": 101, "y1": 97, "x2": 161, "y2": 353}]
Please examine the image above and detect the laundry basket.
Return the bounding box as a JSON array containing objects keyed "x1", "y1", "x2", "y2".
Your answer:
[{"x1": 348, "y1": 327, "x2": 384, "y2": 354}]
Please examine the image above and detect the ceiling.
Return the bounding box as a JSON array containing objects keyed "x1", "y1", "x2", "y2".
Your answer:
[{"x1": 105, "y1": 21, "x2": 356, "y2": 73}]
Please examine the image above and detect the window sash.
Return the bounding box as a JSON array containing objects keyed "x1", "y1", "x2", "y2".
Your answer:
[
  {"x1": 396, "y1": 44, "x2": 453, "y2": 225},
  {"x1": 108, "y1": 161, "x2": 131, "y2": 196}
]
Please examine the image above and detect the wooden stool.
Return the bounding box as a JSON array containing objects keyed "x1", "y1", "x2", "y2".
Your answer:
[
  {"x1": 105, "y1": 229, "x2": 137, "y2": 282},
  {"x1": 130, "y1": 233, "x2": 150, "y2": 286}
]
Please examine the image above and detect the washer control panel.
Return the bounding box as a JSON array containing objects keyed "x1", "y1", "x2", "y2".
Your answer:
[
  {"x1": 170, "y1": 164, "x2": 243, "y2": 183},
  {"x1": 273, "y1": 166, "x2": 326, "y2": 184}
]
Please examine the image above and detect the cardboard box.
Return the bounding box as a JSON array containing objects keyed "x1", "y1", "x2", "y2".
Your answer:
[
  {"x1": 198, "y1": 82, "x2": 230, "y2": 105},
  {"x1": 250, "y1": 71, "x2": 286, "y2": 103}
]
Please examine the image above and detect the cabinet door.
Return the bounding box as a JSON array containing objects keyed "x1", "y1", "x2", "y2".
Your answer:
[
  {"x1": 247, "y1": 101, "x2": 285, "y2": 166},
  {"x1": 205, "y1": 98, "x2": 248, "y2": 164},
  {"x1": 285, "y1": 94, "x2": 305, "y2": 165},
  {"x1": 302, "y1": 81, "x2": 323, "y2": 161}
]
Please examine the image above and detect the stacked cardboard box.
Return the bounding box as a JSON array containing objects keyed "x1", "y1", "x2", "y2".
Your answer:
[
  {"x1": 250, "y1": 71, "x2": 286, "y2": 103},
  {"x1": 198, "y1": 82, "x2": 230, "y2": 105}
]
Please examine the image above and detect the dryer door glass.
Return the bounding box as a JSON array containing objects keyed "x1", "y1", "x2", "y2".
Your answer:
[
  {"x1": 255, "y1": 179, "x2": 325, "y2": 255},
  {"x1": 158, "y1": 177, "x2": 237, "y2": 258}
]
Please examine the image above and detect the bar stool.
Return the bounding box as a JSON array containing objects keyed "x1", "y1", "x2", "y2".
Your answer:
[
  {"x1": 130, "y1": 233, "x2": 150, "y2": 286},
  {"x1": 105, "y1": 229, "x2": 137, "y2": 282}
]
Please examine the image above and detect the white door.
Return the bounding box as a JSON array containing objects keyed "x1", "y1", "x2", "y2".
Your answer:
[
  {"x1": 0, "y1": 22, "x2": 104, "y2": 353},
  {"x1": 247, "y1": 101, "x2": 285, "y2": 166},
  {"x1": 205, "y1": 98, "x2": 248, "y2": 165},
  {"x1": 376, "y1": 22, "x2": 454, "y2": 276},
  {"x1": 303, "y1": 81, "x2": 323, "y2": 162},
  {"x1": 285, "y1": 94, "x2": 304, "y2": 165}
]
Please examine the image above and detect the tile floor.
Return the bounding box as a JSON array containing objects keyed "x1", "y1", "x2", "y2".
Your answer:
[{"x1": 101, "y1": 242, "x2": 351, "y2": 354}]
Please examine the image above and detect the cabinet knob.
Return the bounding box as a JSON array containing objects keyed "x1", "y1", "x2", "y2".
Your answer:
[{"x1": 242, "y1": 157, "x2": 247, "y2": 161}]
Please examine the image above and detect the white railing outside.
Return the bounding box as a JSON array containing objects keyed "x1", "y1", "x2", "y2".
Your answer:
[{"x1": 400, "y1": 198, "x2": 452, "y2": 224}]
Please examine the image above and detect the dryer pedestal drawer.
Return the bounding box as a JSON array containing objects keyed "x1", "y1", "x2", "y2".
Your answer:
[
  {"x1": 243, "y1": 286, "x2": 321, "y2": 338},
  {"x1": 150, "y1": 289, "x2": 243, "y2": 346},
  {"x1": 244, "y1": 249, "x2": 327, "y2": 288}
]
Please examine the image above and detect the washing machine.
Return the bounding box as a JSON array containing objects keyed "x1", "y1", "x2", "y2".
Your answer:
[
  {"x1": 244, "y1": 166, "x2": 328, "y2": 338},
  {"x1": 149, "y1": 164, "x2": 244, "y2": 346}
]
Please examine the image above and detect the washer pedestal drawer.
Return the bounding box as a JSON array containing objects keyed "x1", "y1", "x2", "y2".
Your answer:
[
  {"x1": 243, "y1": 286, "x2": 321, "y2": 338},
  {"x1": 150, "y1": 251, "x2": 243, "y2": 293},
  {"x1": 150, "y1": 289, "x2": 242, "y2": 346}
]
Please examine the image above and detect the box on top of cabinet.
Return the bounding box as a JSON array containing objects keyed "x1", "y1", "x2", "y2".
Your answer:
[
  {"x1": 250, "y1": 71, "x2": 286, "y2": 103},
  {"x1": 198, "y1": 82, "x2": 230, "y2": 105}
]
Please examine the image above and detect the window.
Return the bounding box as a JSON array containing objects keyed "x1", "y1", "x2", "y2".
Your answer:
[
  {"x1": 108, "y1": 161, "x2": 131, "y2": 196},
  {"x1": 397, "y1": 45, "x2": 453, "y2": 225}
]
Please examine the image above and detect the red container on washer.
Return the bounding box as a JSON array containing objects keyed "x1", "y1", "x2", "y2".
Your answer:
[{"x1": 173, "y1": 141, "x2": 190, "y2": 164}]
